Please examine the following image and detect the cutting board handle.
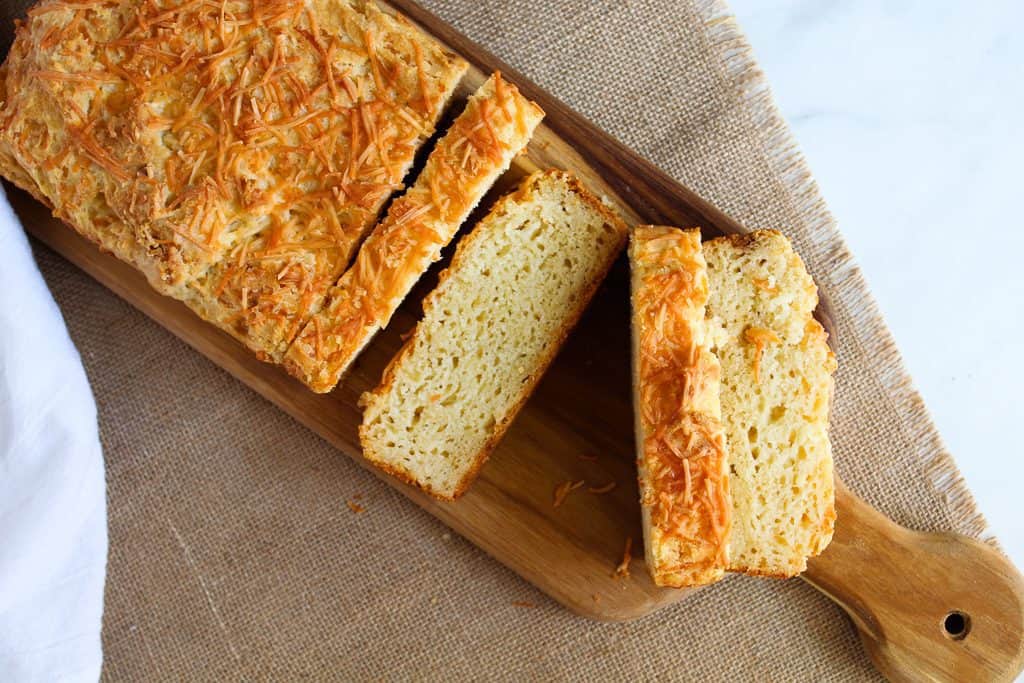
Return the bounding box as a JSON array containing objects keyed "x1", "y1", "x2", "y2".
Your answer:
[{"x1": 803, "y1": 480, "x2": 1024, "y2": 681}]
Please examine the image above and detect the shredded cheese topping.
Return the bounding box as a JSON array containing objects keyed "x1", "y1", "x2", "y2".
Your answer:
[
  {"x1": 3, "y1": 0, "x2": 464, "y2": 356},
  {"x1": 633, "y1": 227, "x2": 730, "y2": 578},
  {"x1": 552, "y1": 479, "x2": 585, "y2": 508},
  {"x1": 286, "y1": 73, "x2": 541, "y2": 389}
]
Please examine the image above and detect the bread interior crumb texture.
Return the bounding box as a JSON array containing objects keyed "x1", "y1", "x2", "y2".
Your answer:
[{"x1": 361, "y1": 172, "x2": 625, "y2": 498}]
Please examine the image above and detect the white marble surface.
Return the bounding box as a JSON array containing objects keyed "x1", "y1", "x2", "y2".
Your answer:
[{"x1": 731, "y1": 0, "x2": 1024, "y2": 569}]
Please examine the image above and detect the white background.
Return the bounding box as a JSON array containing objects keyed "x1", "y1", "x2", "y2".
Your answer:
[{"x1": 731, "y1": 0, "x2": 1023, "y2": 569}]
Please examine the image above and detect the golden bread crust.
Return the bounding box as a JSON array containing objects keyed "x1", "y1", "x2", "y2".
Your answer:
[
  {"x1": 284, "y1": 72, "x2": 544, "y2": 392},
  {"x1": 0, "y1": 0, "x2": 467, "y2": 358},
  {"x1": 630, "y1": 226, "x2": 730, "y2": 587}
]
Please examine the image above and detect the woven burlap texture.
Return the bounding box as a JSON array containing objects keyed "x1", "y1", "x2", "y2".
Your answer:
[{"x1": 9, "y1": 0, "x2": 989, "y2": 679}]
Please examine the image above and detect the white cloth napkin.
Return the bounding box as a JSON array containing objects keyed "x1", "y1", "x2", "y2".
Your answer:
[{"x1": 0, "y1": 184, "x2": 107, "y2": 682}]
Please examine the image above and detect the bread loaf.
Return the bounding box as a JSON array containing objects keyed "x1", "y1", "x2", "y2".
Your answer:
[
  {"x1": 704, "y1": 230, "x2": 836, "y2": 577},
  {"x1": 360, "y1": 170, "x2": 627, "y2": 499},
  {"x1": 0, "y1": 0, "x2": 467, "y2": 360},
  {"x1": 284, "y1": 73, "x2": 543, "y2": 391},
  {"x1": 629, "y1": 226, "x2": 730, "y2": 587}
]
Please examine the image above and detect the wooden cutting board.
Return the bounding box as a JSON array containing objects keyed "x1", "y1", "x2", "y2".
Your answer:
[{"x1": 7, "y1": 0, "x2": 1024, "y2": 680}]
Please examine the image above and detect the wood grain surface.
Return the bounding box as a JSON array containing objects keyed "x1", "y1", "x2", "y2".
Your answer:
[
  {"x1": 7, "y1": 0, "x2": 1024, "y2": 679},
  {"x1": 806, "y1": 481, "x2": 1024, "y2": 682}
]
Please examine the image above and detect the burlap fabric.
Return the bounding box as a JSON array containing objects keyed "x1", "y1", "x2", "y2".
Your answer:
[{"x1": 3, "y1": 0, "x2": 991, "y2": 679}]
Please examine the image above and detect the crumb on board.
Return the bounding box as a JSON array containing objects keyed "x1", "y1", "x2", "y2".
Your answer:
[
  {"x1": 552, "y1": 480, "x2": 585, "y2": 507},
  {"x1": 511, "y1": 600, "x2": 537, "y2": 608},
  {"x1": 346, "y1": 500, "x2": 365, "y2": 514},
  {"x1": 588, "y1": 481, "x2": 616, "y2": 494},
  {"x1": 592, "y1": 594, "x2": 601, "y2": 604},
  {"x1": 613, "y1": 537, "x2": 633, "y2": 579}
]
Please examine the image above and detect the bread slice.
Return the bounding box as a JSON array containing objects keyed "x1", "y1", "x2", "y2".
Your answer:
[
  {"x1": 284, "y1": 73, "x2": 544, "y2": 391},
  {"x1": 0, "y1": 0, "x2": 467, "y2": 360},
  {"x1": 629, "y1": 226, "x2": 731, "y2": 587},
  {"x1": 704, "y1": 230, "x2": 836, "y2": 577},
  {"x1": 359, "y1": 170, "x2": 628, "y2": 499}
]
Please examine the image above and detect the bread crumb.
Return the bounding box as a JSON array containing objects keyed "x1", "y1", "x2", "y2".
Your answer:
[
  {"x1": 430, "y1": 596, "x2": 438, "y2": 605},
  {"x1": 346, "y1": 500, "x2": 365, "y2": 514},
  {"x1": 588, "y1": 481, "x2": 616, "y2": 494},
  {"x1": 591, "y1": 594, "x2": 601, "y2": 604},
  {"x1": 441, "y1": 532, "x2": 451, "y2": 541},
  {"x1": 613, "y1": 537, "x2": 633, "y2": 579},
  {"x1": 552, "y1": 480, "x2": 585, "y2": 507},
  {"x1": 511, "y1": 600, "x2": 536, "y2": 608}
]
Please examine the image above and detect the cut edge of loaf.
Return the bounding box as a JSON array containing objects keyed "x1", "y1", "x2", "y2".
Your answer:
[
  {"x1": 170, "y1": 4, "x2": 471, "y2": 362},
  {"x1": 629, "y1": 226, "x2": 730, "y2": 588},
  {"x1": 190, "y1": 58, "x2": 469, "y2": 363},
  {"x1": 283, "y1": 72, "x2": 544, "y2": 392},
  {"x1": 359, "y1": 170, "x2": 629, "y2": 499},
  {"x1": 704, "y1": 229, "x2": 836, "y2": 578}
]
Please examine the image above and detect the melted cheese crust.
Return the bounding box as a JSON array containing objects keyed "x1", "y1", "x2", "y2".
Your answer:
[
  {"x1": 0, "y1": 0, "x2": 467, "y2": 357},
  {"x1": 284, "y1": 72, "x2": 544, "y2": 392},
  {"x1": 631, "y1": 225, "x2": 731, "y2": 587}
]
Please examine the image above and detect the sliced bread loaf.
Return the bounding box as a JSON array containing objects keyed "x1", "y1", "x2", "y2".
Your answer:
[
  {"x1": 359, "y1": 170, "x2": 628, "y2": 499},
  {"x1": 0, "y1": 0, "x2": 468, "y2": 361},
  {"x1": 284, "y1": 73, "x2": 544, "y2": 392},
  {"x1": 704, "y1": 230, "x2": 836, "y2": 577},
  {"x1": 630, "y1": 226, "x2": 730, "y2": 587}
]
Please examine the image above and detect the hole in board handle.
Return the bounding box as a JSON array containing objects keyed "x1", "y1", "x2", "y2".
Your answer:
[{"x1": 943, "y1": 611, "x2": 971, "y2": 641}]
